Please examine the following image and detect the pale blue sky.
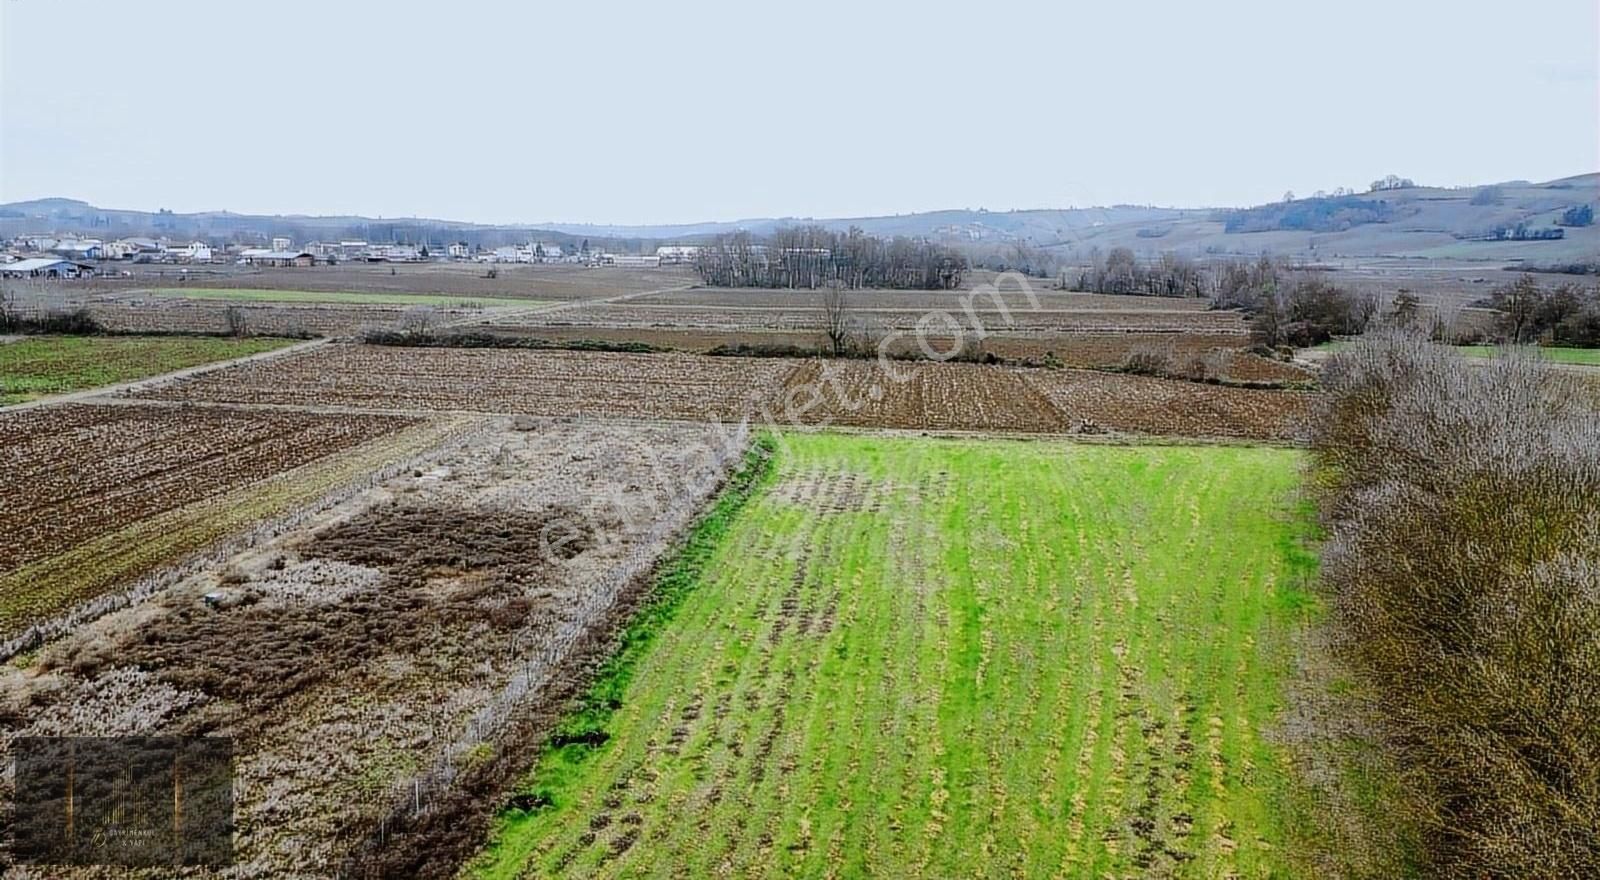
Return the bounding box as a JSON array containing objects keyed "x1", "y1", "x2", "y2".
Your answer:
[{"x1": 2, "y1": 0, "x2": 1596, "y2": 224}]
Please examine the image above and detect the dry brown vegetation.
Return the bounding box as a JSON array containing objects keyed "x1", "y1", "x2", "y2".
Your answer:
[
  {"x1": 0, "y1": 420, "x2": 746, "y2": 875},
  {"x1": 1304, "y1": 331, "x2": 1600, "y2": 877}
]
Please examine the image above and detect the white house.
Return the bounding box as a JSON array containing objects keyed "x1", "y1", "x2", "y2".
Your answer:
[
  {"x1": 447, "y1": 242, "x2": 471, "y2": 259},
  {"x1": 271, "y1": 236, "x2": 293, "y2": 252}
]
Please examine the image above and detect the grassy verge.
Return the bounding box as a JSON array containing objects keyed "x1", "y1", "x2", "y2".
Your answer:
[
  {"x1": 468, "y1": 435, "x2": 1314, "y2": 878},
  {"x1": 1315, "y1": 339, "x2": 1600, "y2": 366},
  {"x1": 144, "y1": 287, "x2": 538, "y2": 308},
  {"x1": 1454, "y1": 343, "x2": 1600, "y2": 365},
  {"x1": 0, "y1": 335, "x2": 297, "y2": 404}
]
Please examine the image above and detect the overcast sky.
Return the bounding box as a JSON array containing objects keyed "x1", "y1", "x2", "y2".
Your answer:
[{"x1": 2, "y1": 0, "x2": 1596, "y2": 225}]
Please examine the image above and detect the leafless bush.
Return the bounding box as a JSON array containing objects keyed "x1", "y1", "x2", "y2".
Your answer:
[
  {"x1": 400, "y1": 306, "x2": 437, "y2": 336},
  {"x1": 1121, "y1": 341, "x2": 1175, "y2": 376},
  {"x1": 1310, "y1": 328, "x2": 1600, "y2": 877}
]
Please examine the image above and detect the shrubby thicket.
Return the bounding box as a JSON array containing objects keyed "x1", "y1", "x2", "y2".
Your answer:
[{"x1": 1311, "y1": 331, "x2": 1600, "y2": 877}]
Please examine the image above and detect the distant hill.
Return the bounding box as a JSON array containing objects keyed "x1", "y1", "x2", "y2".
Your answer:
[
  {"x1": 3, "y1": 173, "x2": 1594, "y2": 262},
  {"x1": 1037, "y1": 174, "x2": 1599, "y2": 264}
]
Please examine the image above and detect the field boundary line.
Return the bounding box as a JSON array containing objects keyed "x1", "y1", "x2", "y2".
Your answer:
[{"x1": 0, "y1": 336, "x2": 329, "y2": 413}]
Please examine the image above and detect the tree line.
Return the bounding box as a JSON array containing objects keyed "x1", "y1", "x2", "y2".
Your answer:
[{"x1": 694, "y1": 226, "x2": 967, "y2": 290}]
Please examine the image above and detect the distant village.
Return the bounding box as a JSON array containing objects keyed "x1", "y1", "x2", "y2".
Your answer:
[{"x1": 0, "y1": 235, "x2": 702, "y2": 279}]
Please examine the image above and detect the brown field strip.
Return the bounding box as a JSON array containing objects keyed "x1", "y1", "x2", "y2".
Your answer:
[
  {"x1": 123, "y1": 343, "x2": 1311, "y2": 441},
  {"x1": 127, "y1": 344, "x2": 798, "y2": 421}
]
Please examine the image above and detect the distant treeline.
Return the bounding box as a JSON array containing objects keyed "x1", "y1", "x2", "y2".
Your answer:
[
  {"x1": 1069, "y1": 248, "x2": 1208, "y2": 296},
  {"x1": 1462, "y1": 223, "x2": 1566, "y2": 242},
  {"x1": 1220, "y1": 195, "x2": 1395, "y2": 233},
  {"x1": 694, "y1": 227, "x2": 967, "y2": 290}
]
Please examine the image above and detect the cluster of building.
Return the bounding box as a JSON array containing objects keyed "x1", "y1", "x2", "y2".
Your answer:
[{"x1": 0, "y1": 234, "x2": 704, "y2": 279}]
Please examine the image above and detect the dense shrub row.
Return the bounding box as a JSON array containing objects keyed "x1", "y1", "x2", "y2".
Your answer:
[{"x1": 1312, "y1": 331, "x2": 1600, "y2": 877}]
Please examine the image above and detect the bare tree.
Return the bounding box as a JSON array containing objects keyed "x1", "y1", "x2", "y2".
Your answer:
[
  {"x1": 821, "y1": 282, "x2": 852, "y2": 356},
  {"x1": 1491, "y1": 275, "x2": 1543, "y2": 344},
  {"x1": 224, "y1": 305, "x2": 249, "y2": 338}
]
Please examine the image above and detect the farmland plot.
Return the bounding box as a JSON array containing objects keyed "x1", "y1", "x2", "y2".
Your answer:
[
  {"x1": 494, "y1": 302, "x2": 1248, "y2": 334},
  {"x1": 93, "y1": 263, "x2": 696, "y2": 303},
  {"x1": 131, "y1": 344, "x2": 798, "y2": 421},
  {"x1": 780, "y1": 360, "x2": 1073, "y2": 433},
  {"x1": 0, "y1": 335, "x2": 296, "y2": 405},
  {"x1": 136, "y1": 287, "x2": 535, "y2": 308},
  {"x1": 0, "y1": 420, "x2": 748, "y2": 875},
  {"x1": 778, "y1": 360, "x2": 1309, "y2": 440},
  {"x1": 1023, "y1": 369, "x2": 1313, "y2": 441},
  {"x1": 0, "y1": 403, "x2": 423, "y2": 640},
  {"x1": 457, "y1": 325, "x2": 1272, "y2": 371},
  {"x1": 634, "y1": 287, "x2": 1216, "y2": 312},
  {"x1": 472, "y1": 434, "x2": 1314, "y2": 879},
  {"x1": 87, "y1": 299, "x2": 503, "y2": 337}
]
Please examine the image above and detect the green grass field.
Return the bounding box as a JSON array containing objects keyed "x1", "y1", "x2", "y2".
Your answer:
[
  {"x1": 471, "y1": 434, "x2": 1314, "y2": 878},
  {"x1": 1455, "y1": 344, "x2": 1600, "y2": 365},
  {"x1": 1315, "y1": 339, "x2": 1600, "y2": 366},
  {"x1": 144, "y1": 288, "x2": 537, "y2": 308},
  {"x1": 0, "y1": 335, "x2": 297, "y2": 404}
]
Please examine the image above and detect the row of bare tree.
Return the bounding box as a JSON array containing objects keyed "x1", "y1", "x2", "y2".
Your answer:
[
  {"x1": 1068, "y1": 248, "x2": 1212, "y2": 297},
  {"x1": 694, "y1": 226, "x2": 967, "y2": 290}
]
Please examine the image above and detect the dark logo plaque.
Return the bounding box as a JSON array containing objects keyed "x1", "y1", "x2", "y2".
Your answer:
[{"x1": 11, "y1": 736, "x2": 234, "y2": 867}]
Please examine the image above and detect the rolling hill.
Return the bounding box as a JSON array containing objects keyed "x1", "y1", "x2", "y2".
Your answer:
[{"x1": 3, "y1": 174, "x2": 1594, "y2": 263}]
